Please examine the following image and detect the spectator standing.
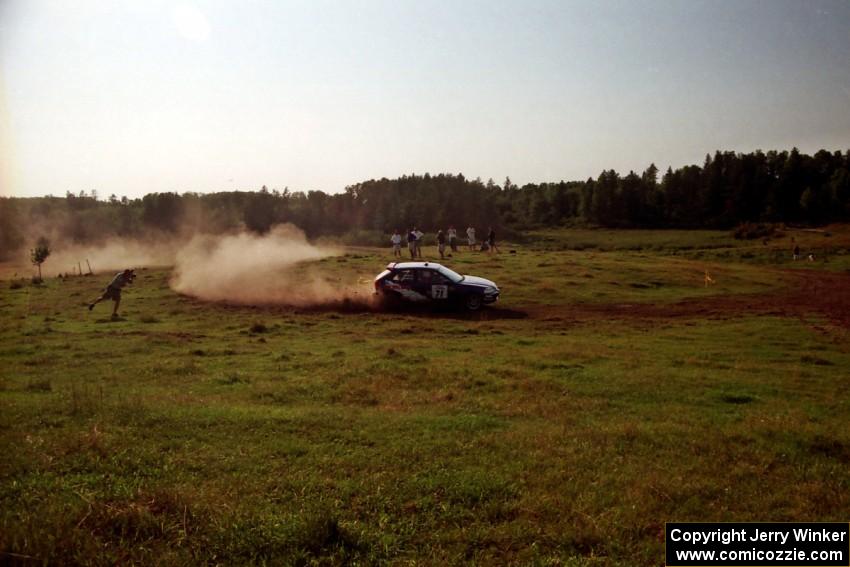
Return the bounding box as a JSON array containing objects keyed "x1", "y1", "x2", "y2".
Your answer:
[
  {"x1": 437, "y1": 230, "x2": 446, "y2": 259},
  {"x1": 407, "y1": 228, "x2": 417, "y2": 259},
  {"x1": 413, "y1": 227, "x2": 424, "y2": 258},
  {"x1": 466, "y1": 226, "x2": 476, "y2": 251},
  {"x1": 447, "y1": 226, "x2": 458, "y2": 252},
  {"x1": 487, "y1": 227, "x2": 500, "y2": 254},
  {"x1": 391, "y1": 230, "x2": 402, "y2": 258}
]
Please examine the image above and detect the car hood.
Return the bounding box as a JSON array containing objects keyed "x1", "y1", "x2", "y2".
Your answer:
[{"x1": 461, "y1": 275, "x2": 499, "y2": 290}]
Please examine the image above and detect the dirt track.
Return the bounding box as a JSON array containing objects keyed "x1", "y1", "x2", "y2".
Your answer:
[
  {"x1": 526, "y1": 268, "x2": 850, "y2": 331},
  {"x1": 182, "y1": 267, "x2": 850, "y2": 333}
]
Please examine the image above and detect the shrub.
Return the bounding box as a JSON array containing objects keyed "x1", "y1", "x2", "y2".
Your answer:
[{"x1": 30, "y1": 236, "x2": 51, "y2": 280}]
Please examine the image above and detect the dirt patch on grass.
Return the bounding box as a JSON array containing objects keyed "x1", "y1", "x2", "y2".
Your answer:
[
  {"x1": 175, "y1": 266, "x2": 848, "y2": 328},
  {"x1": 187, "y1": 295, "x2": 379, "y2": 315},
  {"x1": 526, "y1": 269, "x2": 850, "y2": 330},
  {"x1": 193, "y1": 294, "x2": 529, "y2": 321}
]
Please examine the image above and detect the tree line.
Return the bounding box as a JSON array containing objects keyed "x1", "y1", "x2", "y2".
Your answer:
[{"x1": 1, "y1": 147, "x2": 849, "y2": 258}]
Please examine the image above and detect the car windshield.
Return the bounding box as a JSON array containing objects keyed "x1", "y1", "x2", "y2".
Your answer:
[{"x1": 437, "y1": 265, "x2": 464, "y2": 283}]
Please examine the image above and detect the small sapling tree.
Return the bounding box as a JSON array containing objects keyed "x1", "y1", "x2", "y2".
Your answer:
[{"x1": 30, "y1": 237, "x2": 51, "y2": 282}]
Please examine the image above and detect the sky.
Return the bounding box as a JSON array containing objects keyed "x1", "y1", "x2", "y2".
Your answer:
[{"x1": 1, "y1": 0, "x2": 849, "y2": 199}]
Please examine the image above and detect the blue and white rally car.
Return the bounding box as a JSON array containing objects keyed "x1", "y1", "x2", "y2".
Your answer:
[{"x1": 374, "y1": 262, "x2": 500, "y2": 311}]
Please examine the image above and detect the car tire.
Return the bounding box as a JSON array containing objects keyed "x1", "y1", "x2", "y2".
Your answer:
[{"x1": 464, "y1": 294, "x2": 483, "y2": 311}]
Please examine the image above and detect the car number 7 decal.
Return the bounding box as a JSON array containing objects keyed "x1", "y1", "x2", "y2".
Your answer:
[{"x1": 431, "y1": 285, "x2": 448, "y2": 299}]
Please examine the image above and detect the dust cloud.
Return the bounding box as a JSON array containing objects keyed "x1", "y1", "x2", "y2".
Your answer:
[
  {"x1": 4, "y1": 222, "x2": 373, "y2": 307},
  {"x1": 0, "y1": 237, "x2": 177, "y2": 279},
  {"x1": 49, "y1": 240, "x2": 176, "y2": 274},
  {"x1": 169, "y1": 224, "x2": 369, "y2": 306}
]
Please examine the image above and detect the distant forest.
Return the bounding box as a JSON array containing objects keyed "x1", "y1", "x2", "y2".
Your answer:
[{"x1": 2, "y1": 148, "x2": 849, "y2": 257}]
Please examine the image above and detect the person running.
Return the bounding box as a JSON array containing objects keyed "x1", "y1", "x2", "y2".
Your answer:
[
  {"x1": 447, "y1": 226, "x2": 458, "y2": 252},
  {"x1": 391, "y1": 230, "x2": 402, "y2": 258},
  {"x1": 437, "y1": 229, "x2": 446, "y2": 259},
  {"x1": 413, "y1": 227, "x2": 424, "y2": 258},
  {"x1": 487, "y1": 227, "x2": 500, "y2": 254},
  {"x1": 406, "y1": 228, "x2": 417, "y2": 259},
  {"x1": 89, "y1": 268, "x2": 136, "y2": 317},
  {"x1": 466, "y1": 226, "x2": 476, "y2": 251}
]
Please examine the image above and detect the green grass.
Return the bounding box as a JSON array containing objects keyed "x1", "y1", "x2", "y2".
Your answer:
[
  {"x1": 528, "y1": 224, "x2": 850, "y2": 271},
  {"x1": 2, "y1": 228, "x2": 850, "y2": 565}
]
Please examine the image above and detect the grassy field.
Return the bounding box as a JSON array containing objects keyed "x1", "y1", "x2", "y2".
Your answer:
[
  {"x1": 2, "y1": 227, "x2": 849, "y2": 565},
  {"x1": 528, "y1": 225, "x2": 850, "y2": 270}
]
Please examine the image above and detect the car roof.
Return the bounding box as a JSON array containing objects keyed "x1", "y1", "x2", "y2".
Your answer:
[{"x1": 386, "y1": 261, "x2": 445, "y2": 270}]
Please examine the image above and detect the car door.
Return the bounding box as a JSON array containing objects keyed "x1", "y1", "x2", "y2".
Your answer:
[
  {"x1": 386, "y1": 268, "x2": 414, "y2": 292},
  {"x1": 387, "y1": 269, "x2": 430, "y2": 302},
  {"x1": 417, "y1": 269, "x2": 451, "y2": 300}
]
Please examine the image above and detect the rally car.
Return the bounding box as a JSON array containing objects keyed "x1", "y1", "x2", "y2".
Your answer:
[{"x1": 374, "y1": 262, "x2": 500, "y2": 311}]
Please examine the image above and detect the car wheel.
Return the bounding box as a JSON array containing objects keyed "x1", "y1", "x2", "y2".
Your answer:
[{"x1": 464, "y1": 294, "x2": 483, "y2": 311}]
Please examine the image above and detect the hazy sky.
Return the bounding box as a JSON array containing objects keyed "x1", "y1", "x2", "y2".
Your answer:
[{"x1": 2, "y1": 0, "x2": 849, "y2": 198}]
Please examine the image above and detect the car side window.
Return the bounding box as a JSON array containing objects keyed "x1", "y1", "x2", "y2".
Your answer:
[
  {"x1": 430, "y1": 272, "x2": 449, "y2": 285},
  {"x1": 419, "y1": 270, "x2": 448, "y2": 285},
  {"x1": 391, "y1": 270, "x2": 415, "y2": 283}
]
